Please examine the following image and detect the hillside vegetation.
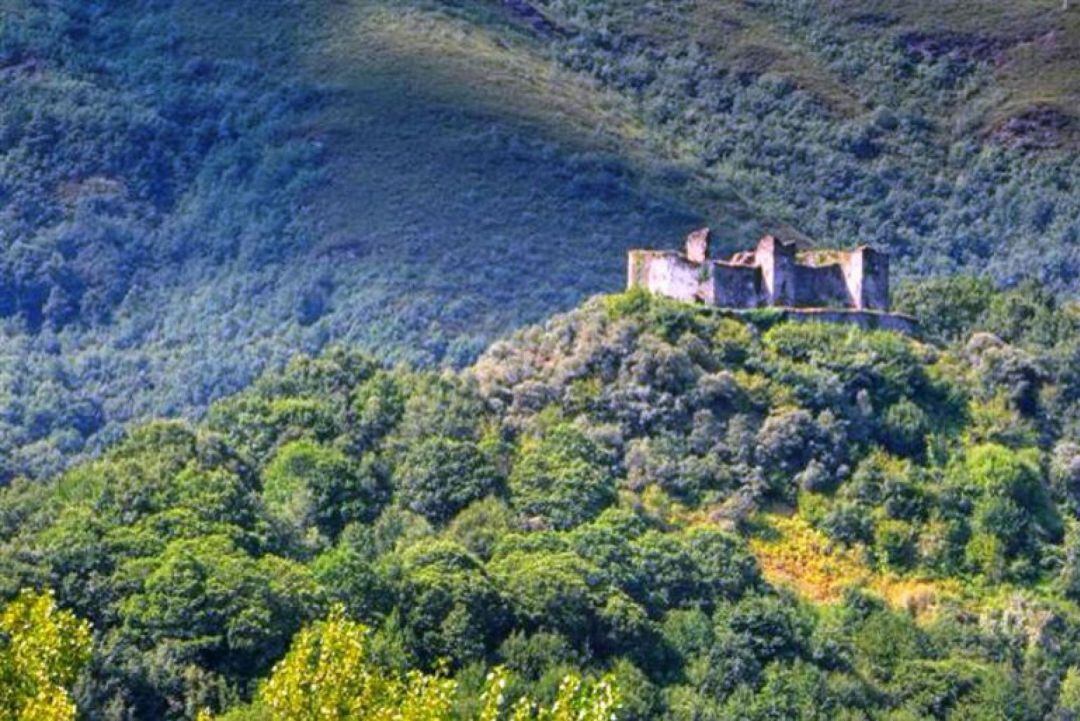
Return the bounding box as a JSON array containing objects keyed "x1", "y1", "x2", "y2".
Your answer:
[
  {"x1": 0, "y1": 0, "x2": 1077, "y2": 483},
  {"x1": 0, "y1": 288, "x2": 1077, "y2": 719}
]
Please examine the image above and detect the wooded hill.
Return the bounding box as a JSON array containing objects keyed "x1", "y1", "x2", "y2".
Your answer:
[{"x1": 0, "y1": 286, "x2": 1077, "y2": 719}]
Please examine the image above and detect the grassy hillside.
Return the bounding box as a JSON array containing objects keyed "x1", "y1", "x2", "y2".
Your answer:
[
  {"x1": 0, "y1": 0, "x2": 1077, "y2": 481},
  {"x1": 0, "y1": 290, "x2": 1076, "y2": 719}
]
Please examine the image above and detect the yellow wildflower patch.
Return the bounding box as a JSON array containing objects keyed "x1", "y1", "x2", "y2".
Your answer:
[{"x1": 749, "y1": 514, "x2": 960, "y2": 618}]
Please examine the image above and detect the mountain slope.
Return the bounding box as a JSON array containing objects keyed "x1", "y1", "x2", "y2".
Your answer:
[
  {"x1": 0, "y1": 0, "x2": 709, "y2": 479},
  {"x1": 0, "y1": 0, "x2": 1077, "y2": 481}
]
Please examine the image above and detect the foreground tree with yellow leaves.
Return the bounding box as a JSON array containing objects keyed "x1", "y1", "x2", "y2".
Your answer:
[
  {"x1": 0, "y1": 590, "x2": 92, "y2": 721},
  {"x1": 210, "y1": 607, "x2": 619, "y2": 721}
]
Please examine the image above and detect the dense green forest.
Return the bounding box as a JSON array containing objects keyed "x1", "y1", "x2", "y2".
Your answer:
[
  {"x1": 0, "y1": 283, "x2": 1076, "y2": 719},
  {"x1": 0, "y1": 0, "x2": 1077, "y2": 481},
  {"x1": 2, "y1": 0, "x2": 1078, "y2": 717}
]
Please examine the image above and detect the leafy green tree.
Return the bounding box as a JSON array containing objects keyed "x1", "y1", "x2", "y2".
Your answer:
[
  {"x1": 497, "y1": 631, "x2": 579, "y2": 682},
  {"x1": 985, "y1": 282, "x2": 1071, "y2": 348},
  {"x1": 119, "y1": 535, "x2": 322, "y2": 679},
  {"x1": 851, "y1": 609, "x2": 926, "y2": 683},
  {"x1": 1052, "y1": 666, "x2": 1080, "y2": 721},
  {"x1": 716, "y1": 593, "x2": 813, "y2": 668},
  {"x1": 874, "y1": 519, "x2": 917, "y2": 571},
  {"x1": 888, "y1": 658, "x2": 1020, "y2": 720},
  {"x1": 883, "y1": 398, "x2": 931, "y2": 458},
  {"x1": 1051, "y1": 442, "x2": 1080, "y2": 510},
  {"x1": 256, "y1": 607, "x2": 456, "y2": 721},
  {"x1": 397, "y1": 540, "x2": 511, "y2": 666},
  {"x1": 1061, "y1": 523, "x2": 1080, "y2": 602},
  {"x1": 395, "y1": 375, "x2": 488, "y2": 443},
  {"x1": 489, "y1": 550, "x2": 623, "y2": 652},
  {"x1": 263, "y1": 440, "x2": 386, "y2": 538},
  {"x1": 718, "y1": 661, "x2": 837, "y2": 721},
  {"x1": 479, "y1": 666, "x2": 620, "y2": 721},
  {"x1": 210, "y1": 609, "x2": 619, "y2": 721},
  {"x1": 754, "y1": 408, "x2": 846, "y2": 497},
  {"x1": 448, "y1": 497, "x2": 517, "y2": 561},
  {"x1": 351, "y1": 370, "x2": 406, "y2": 448},
  {"x1": 684, "y1": 528, "x2": 762, "y2": 603},
  {"x1": 962, "y1": 443, "x2": 1062, "y2": 556},
  {"x1": 894, "y1": 276, "x2": 994, "y2": 343},
  {"x1": 311, "y1": 525, "x2": 392, "y2": 621}
]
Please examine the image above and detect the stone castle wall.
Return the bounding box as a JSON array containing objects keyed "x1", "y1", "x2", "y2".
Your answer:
[
  {"x1": 709, "y1": 263, "x2": 760, "y2": 307},
  {"x1": 859, "y1": 248, "x2": 889, "y2": 310},
  {"x1": 794, "y1": 264, "x2": 850, "y2": 308},
  {"x1": 627, "y1": 251, "x2": 702, "y2": 303},
  {"x1": 749, "y1": 308, "x2": 917, "y2": 334},
  {"x1": 627, "y1": 230, "x2": 908, "y2": 327}
]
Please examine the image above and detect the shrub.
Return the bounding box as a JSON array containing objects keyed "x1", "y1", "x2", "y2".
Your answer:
[
  {"x1": 263, "y1": 440, "x2": 386, "y2": 538},
  {"x1": 882, "y1": 398, "x2": 930, "y2": 458},
  {"x1": 394, "y1": 437, "x2": 501, "y2": 525},
  {"x1": 874, "y1": 519, "x2": 917, "y2": 571},
  {"x1": 508, "y1": 424, "x2": 616, "y2": 530}
]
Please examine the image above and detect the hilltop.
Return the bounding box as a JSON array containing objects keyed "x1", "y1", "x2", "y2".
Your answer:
[
  {"x1": 0, "y1": 289, "x2": 1077, "y2": 718},
  {"x1": 0, "y1": 0, "x2": 1077, "y2": 482}
]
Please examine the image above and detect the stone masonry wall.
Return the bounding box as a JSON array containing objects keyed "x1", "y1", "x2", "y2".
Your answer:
[
  {"x1": 628, "y1": 251, "x2": 704, "y2": 303},
  {"x1": 756, "y1": 236, "x2": 797, "y2": 306},
  {"x1": 860, "y1": 248, "x2": 889, "y2": 311},
  {"x1": 710, "y1": 264, "x2": 761, "y2": 307},
  {"x1": 628, "y1": 233, "x2": 901, "y2": 321},
  {"x1": 794, "y1": 264, "x2": 851, "y2": 308},
  {"x1": 763, "y1": 308, "x2": 916, "y2": 334}
]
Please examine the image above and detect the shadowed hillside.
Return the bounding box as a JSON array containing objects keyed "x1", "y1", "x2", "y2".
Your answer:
[{"x1": 0, "y1": 0, "x2": 711, "y2": 479}]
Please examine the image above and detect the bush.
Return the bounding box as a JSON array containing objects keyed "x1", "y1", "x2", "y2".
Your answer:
[
  {"x1": 882, "y1": 398, "x2": 930, "y2": 458},
  {"x1": 874, "y1": 519, "x2": 917, "y2": 571},
  {"x1": 263, "y1": 440, "x2": 386, "y2": 538},
  {"x1": 508, "y1": 424, "x2": 616, "y2": 530},
  {"x1": 394, "y1": 437, "x2": 501, "y2": 525}
]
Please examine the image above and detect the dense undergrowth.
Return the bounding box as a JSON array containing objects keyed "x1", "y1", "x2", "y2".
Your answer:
[
  {"x1": 0, "y1": 288, "x2": 1077, "y2": 719},
  {"x1": 0, "y1": 0, "x2": 1078, "y2": 484}
]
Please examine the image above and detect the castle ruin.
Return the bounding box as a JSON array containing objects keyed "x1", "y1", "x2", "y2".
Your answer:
[{"x1": 628, "y1": 229, "x2": 916, "y2": 332}]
